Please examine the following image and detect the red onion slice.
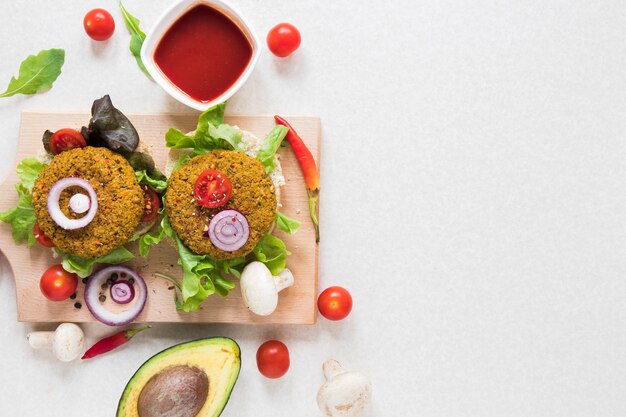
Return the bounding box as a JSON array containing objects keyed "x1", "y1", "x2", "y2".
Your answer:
[
  {"x1": 84, "y1": 266, "x2": 147, "y2": 326},
  {"x1": 69, "y1": 193, "x2": 90, "y2": 214},
  {"x1": 208, "y1": 209, "x2": 249, "y2": 252},
  {"x1": 47, "y1": 177, "x2": 98, "y2": 230},
  {"x1": 110, "y1": 280, "x2": 135, "y2": 304}
]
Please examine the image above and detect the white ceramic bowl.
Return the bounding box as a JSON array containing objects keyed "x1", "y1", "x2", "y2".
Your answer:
[{"x1": 140, "y1": 0, "x2": 260, "y2": 111}]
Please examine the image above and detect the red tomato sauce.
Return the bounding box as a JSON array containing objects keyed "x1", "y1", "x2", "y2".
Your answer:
[{"x1": 154, "y1": 5, "x2": 253, "y2": 103}]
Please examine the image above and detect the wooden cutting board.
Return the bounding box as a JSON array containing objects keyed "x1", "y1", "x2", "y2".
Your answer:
[{"x1": 0, "y1": 112, "x2": 320, "y2": 325}]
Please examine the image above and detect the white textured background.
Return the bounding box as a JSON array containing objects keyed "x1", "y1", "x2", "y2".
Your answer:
[{"x1": 1, "y1": 0, "x2": 626, "y2": 415}]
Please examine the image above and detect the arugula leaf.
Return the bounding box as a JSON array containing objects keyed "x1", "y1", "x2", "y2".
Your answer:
[
  {"x1": 59, "y1": 246, "x2": 135, "y2": 278},
  {"x1": 256, "y1": 125, "x2": 289, "y2": 173},
  {"x1": 253, "y1": 233, "x2": 290, "y2": 275},
  {"x1": 135, "y1": 170, "x2": 167, "y2": 192},
  {"x1": 0, "y1": 49, "x2": 65, "y2": 98},
  {"x1": 119, "y1": 2, "x2": 150, "y2": 77},
  {"x1": 165, "y1": 103, "x2": 242, "y2": 154},
  {"x1": 0, "y1": 158, "x2": 47, "y2": 246},
  {"x1": 275, "y1": 211, "x2": 301, "y2": 235}
]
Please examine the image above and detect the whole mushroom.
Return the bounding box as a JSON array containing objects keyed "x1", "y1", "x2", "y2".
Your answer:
[
  {"x1": 27, "y1": 323, "x2": 85, "y2": 362},
  {"x1": 317, "y1": 359, "x2": 372, "y2": 417},
  {"x1": 240, "y1": 261, "x2": 294, "y2": 316}
]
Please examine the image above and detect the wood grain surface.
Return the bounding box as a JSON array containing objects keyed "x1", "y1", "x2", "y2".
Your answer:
[{"x1": 0, "y1": 112, "x2": 320, "y2": 325}]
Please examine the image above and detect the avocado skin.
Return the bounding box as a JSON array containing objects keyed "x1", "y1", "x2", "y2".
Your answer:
[{"x1": 116, "y1": 337, "x2": 241, "y2": 417}]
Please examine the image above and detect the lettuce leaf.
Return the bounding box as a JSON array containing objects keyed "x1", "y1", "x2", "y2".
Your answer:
[
  {"x1": 138, "y1": 212, "x2": 167, "y2": 256},
  {"x1": 165, "y1": 103, "x2": 243, "y2": 154},
  {"x1": 144, "y1": 212, "x2": 290, "y2": 310},
  {"x1": 58, "y1": 246, "x2": 135, "y2": 278},
  {"x1": 275, "y1": 211, "x2": 301, "y2": 235},
  {"x1": 256, "y1": 125, "x2": 289, "y2": 173},
  {"x1": 0, "y1": 184, "x2": 37, "y2": 247},
  {"x1": 253, "y1": 233, "x2": 290, "y2": 275},
  {"x1": 135, "y1": 169, "x2": 167, "y2": 192},
  {"x1": 141, "y1": 210, "x2": 247, "y2": 311},
  {"x1": 0, "y1": 158, "x2": 47, "y2": 246},
  {"x1": 16, "y1": 158, "x2": 47, "y2": 191}
]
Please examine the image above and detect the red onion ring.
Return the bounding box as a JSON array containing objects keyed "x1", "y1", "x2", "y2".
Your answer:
[
  {"x1": 84, "y1": 266, "x2": 147, "y2": 326},
  {"x1": 47, "y1": 177, "x2": 98, "y2": 230},
  {"x1": 208, "y1": 209, "x2": 249, "y2": 252},
  {"x1": 69, "y1": 193, "x2": 90, "y2": 214},
  {"x1": 110, "y1": 280, "x2": 135, "y2": 304}
]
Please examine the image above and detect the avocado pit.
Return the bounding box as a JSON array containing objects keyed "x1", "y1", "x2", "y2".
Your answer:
[{"x1": 137, "y1": 365, "x2": 209, "y2": 417}]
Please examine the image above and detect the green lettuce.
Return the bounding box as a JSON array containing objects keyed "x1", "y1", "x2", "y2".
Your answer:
[
  {"x1": 256, "y1": 125, "x2": 289, "y2": 173},
  {"x1": 58, "y1": 246, "x2": 135, "y2": 278},
  {"x1": 135, "y1": 169, "x2": 167, "y2": 192},
  {"x1": 0, "y1": 158, "x2": 47, "y2": 246},
  {"x1": 141, "y1": 208, "x2": 291, "y2": 312},
  {"x1": 0, "y1": 184, "x2": 37, "y2": 247},
  {"x1": 165, "y1": 103, "x2": 243, "y2": 154},
  {"x1": 139, "y1": 210, "x2": 243, "y2": 311},
  {"x1": 275, "y1": 211, "x2": 301, "y2": 235},
  {"x1": 253, "y1": 233, "x2": 291, "y2": 275},
  {"x1": 16, "y1": 158, "x2": 47, "y2": 191}
]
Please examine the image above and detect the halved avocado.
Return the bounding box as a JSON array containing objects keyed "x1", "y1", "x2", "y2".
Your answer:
[{"x1": 117, "y1": 337, "x2": 241, "y2": 417}]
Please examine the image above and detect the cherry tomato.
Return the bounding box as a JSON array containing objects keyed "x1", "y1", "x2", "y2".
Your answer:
[
  {"x1": 141, "y1": 185, "x2": 161, "y2": 223},
  {"x1": 83, "y1": 8, "x2": 115, "y2": 41},
  {"x1": 194, "y1": 169, "x2": 232, "y2": 209},
  {"x1": 40, "y1": 264, "x2": 78, "y2": 302},
  {"x1": 267, "y1": 23, "x2": 301, "y2": 57},
  {"x1": 318, "y1": 286, "x2": 353, "y2": 321},
  {"x1": 33, "y1": 223, "x2": 54, "y2": 248},
  {"x1": 256, "y1": 340, "x2": 290, "y2": 378},
  {"x1": 49, "y1": 129, "x2": 87, "y2": 155}
]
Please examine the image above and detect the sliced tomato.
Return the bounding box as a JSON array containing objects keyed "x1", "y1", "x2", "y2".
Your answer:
[
  {"x1": 33, "y1": 223, "x2": 54, "y2": 248},
  {"x1": 141, "y1": 185, "x2": 161, "y2": 223},
  {"x1": 49, "y1": 129, "x2": 87, "y2": 155},
  {"x1": 194, "y1": 169, "x2": 232, "y2": 208}
]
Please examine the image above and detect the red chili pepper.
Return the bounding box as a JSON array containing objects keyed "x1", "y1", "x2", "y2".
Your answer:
[
  {"x1": 274, "y1": 115, "x2": 320, "y2": 242},
  {"x1": 81, "y1": 325, "x2": 151, "y2": 360}
]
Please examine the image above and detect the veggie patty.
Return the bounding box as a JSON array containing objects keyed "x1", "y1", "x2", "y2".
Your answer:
[
  {"x1": 166, "y1": 150, "x2": 277, "y2": 259},
  {"x1": 32, "y1": 147, "x2": 143, "y2": 258}
]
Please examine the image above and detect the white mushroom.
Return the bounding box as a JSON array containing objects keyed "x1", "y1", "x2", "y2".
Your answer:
[
  {"x1": 317, "y1": 359, "x2": 372, "y2": 417},
  {"x1": 240, "y1": 261, "x2": 294, "y2": 316},
  {"x1": 27, "y1": 323, "x2": 85, "y2": 362}
]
